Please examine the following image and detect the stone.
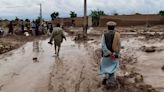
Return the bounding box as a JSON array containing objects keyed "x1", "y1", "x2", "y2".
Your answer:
[
  {"x1": 135, "y1": 74, "x2": 144, "y2": 83},
  {"x1": 161, "y1": 65, "x2": 164, "y2": 71},
  {"x1": 33, "y1": 57, "x2": 39, "y2": 63},
  {"x1": 141, "y1": 46, "x2": 156, "y2": 53}
]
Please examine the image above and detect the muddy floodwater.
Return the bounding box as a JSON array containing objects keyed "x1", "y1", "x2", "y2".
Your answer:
[
  {"x1": 0, "y1": 34, "x2": 164, "y2": 92},
  {"x1": 122, "y1": 36, "x2": 164, "y2": 91},
  {"x1": 0, "y1": 35, "x2": 102, "y2": 92},
  {"x1": 0, "y1": 39, "x2": 55, "y2": 92}
]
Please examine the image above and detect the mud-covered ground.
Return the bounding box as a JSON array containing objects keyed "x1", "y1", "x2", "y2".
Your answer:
[
  {"x1": 0, "y1": 35, "x2": 48, "y2": 54},
  {"x1": 64, "y1": 25, "x2": 164, "y2": 92},
  {"x1": 0, "y1": 25, "x2": 164, "y2": 92}
]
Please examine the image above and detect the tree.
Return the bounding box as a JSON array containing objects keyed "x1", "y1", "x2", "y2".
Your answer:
[
  {"x1": 135, "y1": 13, "x2": 142, "y2": 15},
  {"x1": 70, "y1": 11, "x2": 77, "y2": 18},
  {"x1": 159, "y1": 10, "x2": 164, "y2": 16},
  {"x1": 4, "y1": 19, "x2": 8, "y2": 21},
  {"x1": 90, "y1": 10, "x2": 107, "y2": 26},
  {"x1": 15, "y1": 17, "x2": 19, "y2": 21},
  {"x1": 25, "y1": 19, "x2": 30, "y2": 22},
  {"x1": 51, "y1": 12, "x2": 59, "y2": 20},
  {"x1": 36, "y1": 17, "x2": 41, "y2": 24},
  {"x1": 114, "y1": 13, "x2": 119, "y2": 16}
]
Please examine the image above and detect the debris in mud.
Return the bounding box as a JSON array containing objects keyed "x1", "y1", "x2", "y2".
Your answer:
[
  {"x1": 33, "y1": 57, "x2": 39, "y2": 63},
  {"x1": 141, "y1": 46, "x2": 156, "y2": 53},
  {"x1": 0, "y1": 84, "x2": 4, "y2": 91},
  {"x1": 11, "y1": 73, "x2": 19, "y2": 78},
  {"x1": 24, "y1": 32, "x2": 30, "y2": 37},
  {"x1": 161, "y1": 65, "x2": 164, "y2": 71},
  {"x1": 74, "y1": 33, "x2": 83, "y2": 41},
  {"x1": 116, "y1": 72, "x2": 159, "y2": 92},
  {"x1": 0, "y1": 41, "x2": 15, "y2": 54},
  {"x1": 130, "y1": 29, "x2": 136, "y2": 32},
  {"x1": 134, "y1": 74, "x2": 144, "y2": 83},
  {"x1": 94, "y1": 48, "x2": 101, "y2": 59},
  {"x1": 120, "y1": 54, "x2": 137, "y2": 65},
  {"x1": 121, "y1": 46, "x2": 125, "y2": 49}
]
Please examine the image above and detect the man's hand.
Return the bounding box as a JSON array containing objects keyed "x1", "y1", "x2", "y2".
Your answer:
[{"x1": 110, "y1": 53, "x2": 115, "y2": 60}]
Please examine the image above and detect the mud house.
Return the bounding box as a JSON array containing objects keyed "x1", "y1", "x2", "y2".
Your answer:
[
  {"x1": 52, "y1": 17, "x2": 92, "y2": 27},
  {"x1": 99, "y1": 15, "x2": 164, "y2": 27},
  {"x1": 52, "y1": 15, "x2": 164, "y2": 27}
]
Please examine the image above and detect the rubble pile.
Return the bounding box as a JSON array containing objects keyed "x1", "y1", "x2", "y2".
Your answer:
[
  {"x1": 0, "y1": 41, "x2": 15, "y2": 54},
  {"x1": 141, "y1": 46, "x2": 157, "y2": 53},
  {"x1": 161, "y1": 65, "x2": 164, "y2": 71}
]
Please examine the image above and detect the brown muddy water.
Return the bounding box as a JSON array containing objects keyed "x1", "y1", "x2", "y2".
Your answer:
[
  {"x1": 0, "y1": 38, "x2": 55, "y2": 92},
  {"x1": 0, "y1": 33, "x2": 164, "y2": 92},
  {"x1": 0, "y1": 35, "x2": 104, "y2": 92},
  {"x1": 122, "y1": 36, "x2": 164, "y2": 92}
]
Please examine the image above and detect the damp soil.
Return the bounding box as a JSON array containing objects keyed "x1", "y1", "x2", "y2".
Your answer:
[{"x1": 0, "y1": 31, "x2": 164, "y2": 92}]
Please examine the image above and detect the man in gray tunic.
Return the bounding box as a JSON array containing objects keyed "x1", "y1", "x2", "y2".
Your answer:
[{"x1": 48, "y1": 24, "x2": 66, "y2": 56}]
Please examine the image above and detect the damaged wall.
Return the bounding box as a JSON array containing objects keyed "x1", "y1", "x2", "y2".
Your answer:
[
  {"x1": 99, "y1": 15, "x2": 164, "y2": 27},
  {"x1": 52, "y1": 17, "x2": 92, "y2": 27}
]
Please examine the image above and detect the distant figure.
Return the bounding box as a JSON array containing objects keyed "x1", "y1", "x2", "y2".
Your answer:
[
  {"x1": 35, "y1": 21, "x2": 39, "y2": 36},
  {"x1": 26, "y1": 21, "x2": 30, "y2": 32},
  {"x1": 100, "y1": 21, "x2": 121, "y2": 87},
  {"x1": 48, "y1": 23, "x2": 66, "y2": 56},
  {"x1": 0, "y1": 26, "x2": 4, "y2": 36},
  {"x1": 21, "y1": 20, "x2": 25, "y2": 33},
  {"x1": 49, "y1": 23, "x2": 53, "y2": 33},
  {"x1": 8, "y1": 21, "x2": 14, "y2": 34},
  {"x1": 31, "y1": 21, "x2": 36, "y2": 36},
  {"x1": 42, "y1": 22, "x2": 47, "y2": 34}
]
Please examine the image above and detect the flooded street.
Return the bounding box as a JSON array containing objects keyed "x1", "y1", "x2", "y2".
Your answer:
[
  {"x1": 122, "y1": 37, "x2": 164, "y2": 92},
  {"x1": 0, "y1": 35, "x2": 103, "y2": 92},
  {"x1": 0, "y1": 38, "x2": 55, "y2": 92},
  {"x1": 48, "y1": 36, "x2": 102, "y2": 92},
  {"x1": 136, "y1": 41, "x2": 164, "y2": 91},
  {"x1": 0, "y1": 33, "x2": 164, "y2": 92}
]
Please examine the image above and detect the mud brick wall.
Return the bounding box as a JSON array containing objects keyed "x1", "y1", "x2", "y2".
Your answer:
[
  {"x1": 52, "y1": 17, "x2": 92, "y2": 27},
  {"x1": 99, "y1": 15, "x2": 164, "y2": 27},
  {"x1": 52, "y1": 17, "x2": 83, "y2": 27}
]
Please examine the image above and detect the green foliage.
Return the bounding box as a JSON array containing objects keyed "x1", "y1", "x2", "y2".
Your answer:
[
  {"x1": 36, "y1": 17, "x2": 41, "y2": 24},
  {"x1": 90, "y1": 10, "x2": 107, "y2": 26},
  {"x1": 135, "y1": 13, "x2": 142, "y2": 15},
  {"x1": 70, "y1": 11, "x2": 77, "y2": 18},
  {"x1": 159, "y1": 10, "x2": 164, "y2": 16},
  {"x1": 15, "y1": 17, "x2": 19, "y2": 21},
  {"x1": 4, "y1": 19, "x2": 8, "y2": 21},
  {"x1": 114, "y1": 13, "x2": 119, "y2": 16},
  {"x1": 25, "y1": 19, "x2": 30, "y2": 22},
  {"x1": 51, "y1": 12, "x2": 59, "y2": 20}
]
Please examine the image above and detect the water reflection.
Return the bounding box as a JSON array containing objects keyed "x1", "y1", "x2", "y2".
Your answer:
[
  {"x1": 55, "y1": 57, "x2": 63, "y2": 65},
  {"x1": 32, "y1": 40, "x2": 44, "y2": 59},
  {"x1": 33, "y1": 41, "x2": 40, "y2": 53},
  {"x1": 21, "y1": 47, "x2": 25, "y2": 55},
  {"x1": 55, "y1": 57, "x2": 64, "y2": 74}
]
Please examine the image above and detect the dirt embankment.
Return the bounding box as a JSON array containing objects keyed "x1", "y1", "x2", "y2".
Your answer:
[{"x1": 0, "y1": 35, "x2": 48, "y2": 54}]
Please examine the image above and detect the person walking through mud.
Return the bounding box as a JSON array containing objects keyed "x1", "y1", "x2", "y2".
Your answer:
[
  {"x1": 100, "y1": 21, "x2": 121, "y2": 88},
  {"x1": 8, "y1": 21, "x2": 14, "y2": 34},
  {"x1": 31, "y1": 21, "x2": 36, "y2": 36},
  {"x1": 21, "y1": 20, "x2": 25, "y2": 33},
  {"x1": 50, "y1": 23, "x2": 53, "y2": 33},
  {"x1": 48, "y1": 23, "x2": 66, "y2": 56}
]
